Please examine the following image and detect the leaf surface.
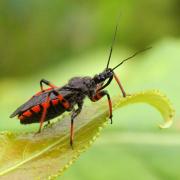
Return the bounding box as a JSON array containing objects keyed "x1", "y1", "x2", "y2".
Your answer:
[{"x1": 0, "y1": 90, "x2": 175, "y2": 180}]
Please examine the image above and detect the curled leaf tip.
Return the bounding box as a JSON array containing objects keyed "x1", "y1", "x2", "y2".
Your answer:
[
  {"x1": 113, "y1": 90, "x2": 175, "y2": 129},
  {"x1": 159, "y1": 120, "x2": 173, "y2": 129}
]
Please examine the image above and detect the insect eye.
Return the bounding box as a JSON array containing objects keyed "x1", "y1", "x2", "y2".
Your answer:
[
  {"x1": 107, "y1": 71, "x2": 113, "y2": 77},
  {"x1": 100, "y1": 77, "x2": 105, "y2": 81}
]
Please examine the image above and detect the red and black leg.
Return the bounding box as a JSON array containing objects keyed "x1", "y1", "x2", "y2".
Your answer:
[
  {"x1": 95, "y1": 73, "x2": 126, "y2": 97},
  {"x1": 37, "y1": 91, "x2": 51, "y2": 133},
  {"x1": 70, "y1": 102, "x2": 83, "y2": 148},
  {"x1": 97, "y1": 76, "x2": 113, "y2": 91},
  {"x1": 37, "y1": 89, "x2": 70, "y2": 133},
  {"x1": 90, "y1": 90, "x2": 113, "y2": 124},
  {"x1": 113, "y1": 72, "x2": 126, "y2": 97},
  {"x1": 40, "y1": 78, "x2": 57, "y2": 92}
]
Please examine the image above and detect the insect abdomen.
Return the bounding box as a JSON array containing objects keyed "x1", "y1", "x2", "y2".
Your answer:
[{"x1": 19, "y1": 98, "x2": 66, "y2": 124}]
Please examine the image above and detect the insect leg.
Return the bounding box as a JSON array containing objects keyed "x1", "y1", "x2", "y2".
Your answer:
[
  {"x1": 44, "y1": 120, "x2": 51, "y2": 129},
  {"x1": 70, "y1": 102, "x2": 83, "y2": 148},
  {"x1": 40, "y1": 78, "x2": 57, "y2": 92},
  {"x1": 90, "y1": 90, "x2": 113, "y2": 124},
  {"x1": 97, "y1": 76, "x2": 113, "y2": 91},
  {"x1": 37, "y1": 92, "x2": 51, "y2": 133},
  {"x1": 113, "y1": 72, "x2": 126, "y2": 97}
]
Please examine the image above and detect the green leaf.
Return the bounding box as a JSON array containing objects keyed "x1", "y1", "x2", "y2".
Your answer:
[{"x1": 0, "y1": 90, "x2": 175, "y2": 179}]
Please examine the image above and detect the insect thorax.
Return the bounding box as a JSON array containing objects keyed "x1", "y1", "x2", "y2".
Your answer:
[{"x1": 68, "y1": 76, "x2": 96, "y2": 94}]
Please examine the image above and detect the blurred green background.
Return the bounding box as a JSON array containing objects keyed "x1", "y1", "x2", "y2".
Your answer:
[{"x1": 0, "y1": 0, "x2": 180, "y2": 179}]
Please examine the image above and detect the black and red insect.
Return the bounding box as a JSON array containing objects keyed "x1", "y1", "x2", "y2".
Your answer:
[{"x1": 10, "y1": 23, "x2": 150, "y2": 147}]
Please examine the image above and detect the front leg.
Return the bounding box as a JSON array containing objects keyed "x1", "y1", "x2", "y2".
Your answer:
[
  {"x1": 70, "y1": 101, "x2": 83, "y2": 148},
  {"x1": 113, "y1": 73, "x2": 126, "y2": 97},
  {"x1": 97, "y1": 76, "x2": 113, "y2": 91},
  {"x1": 90, "y1": 90, "x2": 113, "y2": 124},
  {"x1": 40, "y1": 78, "x2": 57, "y2": 92}
]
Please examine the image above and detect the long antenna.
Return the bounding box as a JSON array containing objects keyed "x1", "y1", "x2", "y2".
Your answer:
[
  {"x1": 106, "y1": 20, "x2": 120, "y2": 69},
  {"x1": 112, "y1": 47, "x2": 152, "y2": 70}
]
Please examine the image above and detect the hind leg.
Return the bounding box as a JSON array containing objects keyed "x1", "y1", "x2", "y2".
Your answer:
[
  {"x1": 36, "y1": 90, "x2": 71, "y2": 134},
  {"x1": 40, "y1": 78, "x2": 57, "y2": 92},
  {"x1": 36, "y1": 92, "x2": 51, "y2": 133}
]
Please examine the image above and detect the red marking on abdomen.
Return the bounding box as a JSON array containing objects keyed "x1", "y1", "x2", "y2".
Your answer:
[
  {"x1": 62, "y1": 102, "x2": 70, "y2": 109},
  {"x1": 57, "y1": 95, "x2": 63, "y2": 101},
  {"x1": 51, "y1": 99, "x2": 59, "y2": 106},
  {"x1": 57, "y1": 95, "x2": 70, "y2": 109},
  {"x1": 31, "y1": 105, "x2": 41, "y2": 113},
  {"x1": 19, "y1": 115, "x2": 25, "y2": 120},
  {"x1": 23, "y1": 110, "x2": 32, "y2": 117},
  {"x1": 41, "y1": 102, "x2": 50, "y2": 109}
]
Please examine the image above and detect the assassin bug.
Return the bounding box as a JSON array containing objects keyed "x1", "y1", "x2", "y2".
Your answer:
[{"x1": 10, "y1": 23, "x2": 151, "y2": 147}]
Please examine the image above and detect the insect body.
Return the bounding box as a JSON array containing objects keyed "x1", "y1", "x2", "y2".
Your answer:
[
  {"x1": 10, "y1": 70, "x2": 124, "y2": 146},
  {"x1": 10, "y1": 23, "x2": 151, "y2": 147}
]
